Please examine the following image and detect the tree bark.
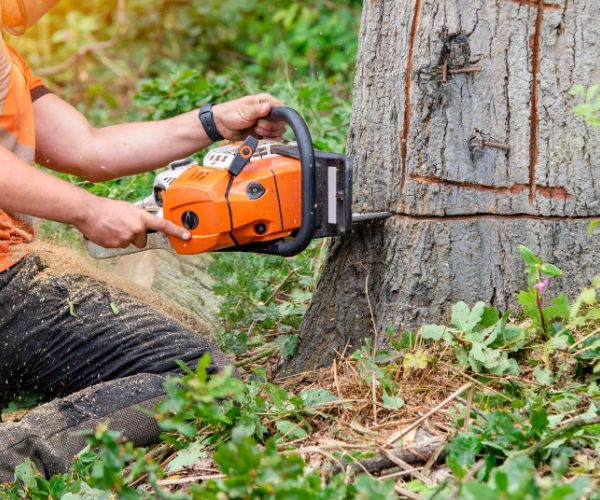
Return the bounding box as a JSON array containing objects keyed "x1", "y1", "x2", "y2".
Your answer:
[{"x1": 286, "y1": 0, "x2": 600, "y2": 373}]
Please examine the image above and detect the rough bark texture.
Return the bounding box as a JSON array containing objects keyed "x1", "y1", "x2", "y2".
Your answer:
[{"x1": 286, "y1": 0, "x2": 600, "y2": 374}]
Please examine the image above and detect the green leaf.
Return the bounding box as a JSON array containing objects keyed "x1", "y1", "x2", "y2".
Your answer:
[
  {"x1": 519, "y1": 245, "x2": 541, "y2": 266},
  {"x1": 534, "y1": 365, "x2": 554, "y2": 386},
  {"x1": 403, "y1": 350, "x2": 428, "y2": 371},
  {"x1": 14, "y1": 459, "x2": 38, "y2": 490},
  {"x1": 460, "y1": 482, "x2": 499, "y2": 500},
  {"x1": 382, "y1": 392, "x2": 405, "y2": 410},
  {"x1": 275, "y1": 334, "x2": 298, "y2": 359},
  {"x1": 422, "y1": 324, "x2": 446, "y2": 341},
  {"x1": 275, "y1": 420, "x2": 308, "y2": 441},
  {"x1": 530, "y1": 408, "x2": 549, "y2": 435},
  {"x1": 353, "y1": 475, "x2": 396, "y2": 499},
  {"x1": 446, "y1": 432, "x2": 481, "y2": 470},
  {"x1": 300, "y1": 388, "x2": 337, "y2": 407},
  {"x1": 540, "y1": 263, "x2": 562, "y2": 277},
  {"x1": 167, "y1": 441, "x2": 207, "y2": 473},
  {"x1": 451, "y1": 301, "x2": 471, "y2": 329}
]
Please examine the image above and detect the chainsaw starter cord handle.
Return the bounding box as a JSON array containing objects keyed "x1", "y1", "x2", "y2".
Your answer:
[{"x1": 261, "y1": 105, "x2": 316, "y2": 257}]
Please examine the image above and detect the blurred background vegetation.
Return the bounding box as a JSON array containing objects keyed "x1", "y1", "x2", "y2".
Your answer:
[
  {"x1": 10, "y1": 0, "x2": 361, "y2": 237},
  {"x1": 12, "y1": 0, "x2": 360, "y2": 149}
]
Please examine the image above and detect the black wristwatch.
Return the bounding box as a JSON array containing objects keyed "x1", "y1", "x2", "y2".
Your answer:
[{"x1": 198, "y1": 104, "x2": 225, "y2": 142}]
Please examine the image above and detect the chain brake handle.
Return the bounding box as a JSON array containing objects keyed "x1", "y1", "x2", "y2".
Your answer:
[{"x1": 229, "y1": 106, "x2": 317, "y2": 257}]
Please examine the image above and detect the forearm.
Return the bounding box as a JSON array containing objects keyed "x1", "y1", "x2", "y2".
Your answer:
[
  {"x1": 0, "y1": 146, "x2": 95, "y2": 227},
  {"x1": 83, "y1": 111, "x2": 211, "y2": 180},
  {"x1": 35, "y1": 93, "x2": 285, "y2": 183}
]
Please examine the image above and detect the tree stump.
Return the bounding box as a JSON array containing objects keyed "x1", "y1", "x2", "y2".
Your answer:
[{"x1": 286, "y1": 0, "x2": 600, "y2": 374}]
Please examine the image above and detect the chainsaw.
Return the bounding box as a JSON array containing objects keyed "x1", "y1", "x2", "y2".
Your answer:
[{"x1": 86, "y1": 106, "x2": 391, "y2": 259}]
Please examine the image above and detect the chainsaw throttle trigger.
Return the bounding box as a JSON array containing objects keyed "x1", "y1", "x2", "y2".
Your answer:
[{"x1": 228, "y1": 135, "x2": 259, "y2": 176}]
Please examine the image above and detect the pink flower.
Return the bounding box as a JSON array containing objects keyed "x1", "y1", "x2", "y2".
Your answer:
[{"x1": 534, "y1": 279, "x2": 550, "y2": 294}]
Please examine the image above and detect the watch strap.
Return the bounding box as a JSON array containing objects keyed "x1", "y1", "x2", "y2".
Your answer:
[{"x1": 198, "y1": 104, "x2": 224, "y2": 142}]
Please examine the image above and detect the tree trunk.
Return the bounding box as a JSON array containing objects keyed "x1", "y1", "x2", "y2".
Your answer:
[{"x1": 286, "y1": 0, "x2": 600, "y2": 373}]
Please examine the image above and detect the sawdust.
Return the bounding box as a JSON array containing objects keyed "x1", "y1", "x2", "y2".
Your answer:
[{"x1": 19, "y1": 239, "x2": 214, "y2": 339}]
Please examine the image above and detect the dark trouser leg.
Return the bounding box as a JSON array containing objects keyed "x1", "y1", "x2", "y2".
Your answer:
[{"x1": 0, "y1": 254, "x2": 230, "y2": 481}]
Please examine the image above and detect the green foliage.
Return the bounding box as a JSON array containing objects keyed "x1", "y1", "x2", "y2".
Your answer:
[
  {"x1": 571, "y1": 83, "x2": 600, "y2": 127},
  {"x1": 517, "y1": 245, "x2": 566, "y2": 338},
  {"x1": 208, "y1": 242, "x2": 325, "y2": 355},
  {"x1": 422, "y1": 301, "x2": 524, "y2": 375},
  {"x1": 0, "y1": 356, "x2": 393, "y2": 500},
  {"x1": 13, "y1": 0, "x2": 360, "y2": 116},
  {"x1": 135, "y1": 69, "x2": 352, "y2": 153}
]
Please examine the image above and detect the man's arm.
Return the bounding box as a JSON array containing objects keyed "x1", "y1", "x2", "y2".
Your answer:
[
  {"x1": 0, "y1": 146, "x2": 190, "y2": 248},
  {"x1": 34, "y1": 93, "x2": 285, "y2": 181}
]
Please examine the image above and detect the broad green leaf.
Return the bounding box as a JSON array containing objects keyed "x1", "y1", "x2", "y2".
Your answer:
[
  {"x1": 547, "y1": 334, "x2": 569, "y2": 351},
  {"x1": 300, "y1": 388, "x2": 337, "y2": 407},
  {"x1": 382, "y1": 392, "x2": 405, "y2": 410},
  {"x1": 422, "y1": 324, "x2": 446, "y2": 341},
  {"x1": 353, "y1": 475, "x2": 396, "y2": 499},
  {"x1": 275, "y1": 334, "x2": 298, "y2": 359},
  {"x1": 403, "y1": 350, "x2": 428, "y2": 371},
  {"x1": 275, "y1": 420, "x2": 308, "y2": 440},
  {"x1": 530, "y1": 408, "x2": 549, "y2": 435},
  {"x1": 14, "y1": 459, "x2": 38, "y2": 490},
  {"x1": 461, "y1": 482, "x2": 499, "y2": 500},
  {"x1": 480, "y1": 307, "x2": 501, "y2": 328},
  {"x1": 451, "y1": 301, "x2": 471, "y2": 330}
]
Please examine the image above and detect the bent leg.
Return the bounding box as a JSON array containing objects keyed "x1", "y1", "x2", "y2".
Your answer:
[
  {"x1": 0, "y1": 253, "x2": 231, "y2": 480},
  {"x1": 0, "y1": 374, "x2": 167, "y2": 480}
]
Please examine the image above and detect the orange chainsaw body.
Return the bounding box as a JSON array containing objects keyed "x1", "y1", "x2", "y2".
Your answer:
[{"x1": 162, "y1": 152, "x2": 302, "y2": 255}]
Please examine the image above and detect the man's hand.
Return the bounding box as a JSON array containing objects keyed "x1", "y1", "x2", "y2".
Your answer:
[
  {"x1": 77, "y1": 197, "x2": 191, "y2": 249},
  {"x1": 212, "y1": 93, "x2": 286, "y2": 141}
]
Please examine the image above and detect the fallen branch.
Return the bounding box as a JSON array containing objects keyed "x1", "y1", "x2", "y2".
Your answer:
[
  {"x1": 513, "y1": 415, "x2": 600, "y2": 459},
  {"x1": 328, "y1": 438, "x2": 446, "y2": 476},
  {"x1": 236, "y1": 344, "x2": 278, "y2": 368}
]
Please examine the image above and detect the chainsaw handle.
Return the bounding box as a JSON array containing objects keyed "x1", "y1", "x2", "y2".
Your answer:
[{"x1": 236, "y1": 106, "x2": 316, "y2": 257}]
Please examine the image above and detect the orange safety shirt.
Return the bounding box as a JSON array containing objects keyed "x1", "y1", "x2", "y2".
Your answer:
[{"x1": 0, "y1": 40, "x2": 50, "y2": 273}]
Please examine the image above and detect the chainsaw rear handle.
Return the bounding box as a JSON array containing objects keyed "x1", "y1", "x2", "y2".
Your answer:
[{"x1": 232, "y1": 105, "x2": 317, "y2": 257}]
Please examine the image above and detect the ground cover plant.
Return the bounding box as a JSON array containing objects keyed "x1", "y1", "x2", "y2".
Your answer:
[{"x1": 1, "y1": 246, "x2": 599, "y2": 498}]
